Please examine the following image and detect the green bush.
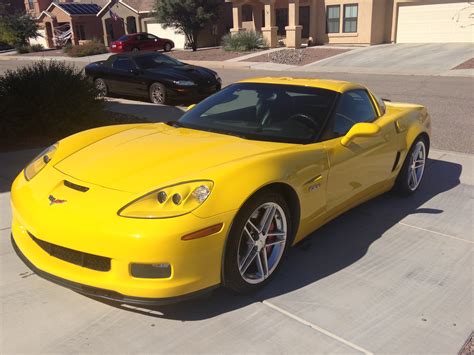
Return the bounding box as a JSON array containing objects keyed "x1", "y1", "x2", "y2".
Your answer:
[
  {"x1": 30, "y1": 43, "x2": 44, "y2": 52},
  {"x1": 16, "y1": 45, "x2": 30, "y2": 54},
  {"x1": 0, "y1": 60, "x2": 104, "y2": 140},
  {"x1": 66, "y1": 39, "x2": 108, "y2": 57},
  {"x1": 222, "y1": 31, "x2": 266, "y2": 52}
]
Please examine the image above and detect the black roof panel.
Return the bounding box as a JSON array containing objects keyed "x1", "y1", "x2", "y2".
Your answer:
[{"x1": 57, "y1": 3, "x2": 102, "y2": 15}]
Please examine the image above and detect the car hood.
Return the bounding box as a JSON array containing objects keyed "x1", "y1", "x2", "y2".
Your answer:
[
  {"x1": 144, "y1": 64, "x2": 215, "y2": 83},
  {"x1": 54, "y1": 123, "x2": 290, "y2": 193}
]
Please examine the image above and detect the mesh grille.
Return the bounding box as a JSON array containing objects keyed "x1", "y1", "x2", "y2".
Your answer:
[{"x1": 29, "y1": 232, "x2": 111, "y2": 272}]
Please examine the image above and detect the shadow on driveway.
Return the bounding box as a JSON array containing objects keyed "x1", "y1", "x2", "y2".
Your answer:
[{"x1": 90, "y1": 157, "x2": 462, "y2": 321}]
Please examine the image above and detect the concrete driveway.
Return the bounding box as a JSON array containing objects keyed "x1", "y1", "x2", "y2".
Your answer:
[
  {"x1": 305, "y1": 43, "x2": 474, "y2": 75},
  {"x1": 0, "y1": 147, "x2": 472, "y2": 354}
]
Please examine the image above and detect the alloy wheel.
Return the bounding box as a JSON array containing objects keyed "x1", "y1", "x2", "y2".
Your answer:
[
  {"x1": 408, "y1": 140, "x2": 426, "y2": 191},
  {"x1": 95, "y1": 79, "x2": 107, "y2": 97},
  {"x1": 237, "y1": 202, "x2": 287, "y2": 284},
  {"x1": 151, "y1": 85, "x2": 164, "y2": 104}
]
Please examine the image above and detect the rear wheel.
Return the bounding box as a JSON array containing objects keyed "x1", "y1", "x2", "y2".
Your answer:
[
  {"x1": 224, "y1": 192, "x2": 291, "y2": 293},
  {"x1": 132, "y1": 47, "x2": 139, "y2": 52},
  {"x1": 394, "y1": 136, "x2": 428, "y2": 195},
  {"x1": 94, "y1": 78, "x2": 108, "y2": 98},
  {"x1": 164, "y1": 43, "x2": 172, "y2": 52},
  {"x1": 149, "y1": 82, "x2": 167, "y2": 104}
]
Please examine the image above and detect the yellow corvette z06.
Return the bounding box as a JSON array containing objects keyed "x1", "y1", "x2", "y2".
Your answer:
[{"x1": 11, "y1": 78, "x2": 431, "y2": 304}]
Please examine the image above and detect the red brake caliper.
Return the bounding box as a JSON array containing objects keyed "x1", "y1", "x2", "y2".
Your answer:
[{"x1": 266, "y1": 221, "x2": 276, "y2": 254}]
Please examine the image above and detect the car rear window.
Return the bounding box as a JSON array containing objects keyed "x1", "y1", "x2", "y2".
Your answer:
[{"x1": 117, "y1": 35, "x2": 130, "y2": 41}]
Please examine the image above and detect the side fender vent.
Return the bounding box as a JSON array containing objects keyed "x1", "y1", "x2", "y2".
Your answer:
[{"x1": 392, "y1": 151, "x2": 401, "y2": 172}]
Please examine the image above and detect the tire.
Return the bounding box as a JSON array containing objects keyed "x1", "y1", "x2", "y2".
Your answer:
[
  {"x1": 164, "y1": 43, "x2": 172, "y2": 52},
  {"x1": 132, "y1": 47, "x2": 139, "y2": 52},
  {"x1": 223, "y1": 191, "x2": 291, "y2": 293},
  {"x1": 94, "y1": 78, "x2": 108, "y2": 98},
  {"x1": 149, "y1": 82, "x2": 167, "y2": 104},
  {"x1": 394, "y1": 136, "x2": 428, "y2": 195}
]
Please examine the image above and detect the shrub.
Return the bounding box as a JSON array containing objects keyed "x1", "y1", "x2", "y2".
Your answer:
[
  {"x1": 16, "y1": 45, "x2": 30, "y2": 54},
  {"x1": 0, "y1": 60, "x2": 104, "y2": 140},
  {"x1": 66, "y1": 39, "x2": 107, "y2": 57},
  {"x1": 30, "y1": 43, "x2": 44, "y2": 52},
  {"x1": 222, "y1": 30, "x2": 267, "y2": 52}
]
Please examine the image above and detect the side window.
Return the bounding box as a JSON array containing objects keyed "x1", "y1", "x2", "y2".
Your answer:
[
  {"x1": 332, "y1": 90, "x2": 377, "y2": 136},
  {"x1": 113, "y1": 57, "x2": 134, "y2": 71},
  {"x1": 137, "y1": 34, "x2": 147, "y2": 41},
  {"x1": 147, "y1": 34, "x2": 158, "y2": 40}
]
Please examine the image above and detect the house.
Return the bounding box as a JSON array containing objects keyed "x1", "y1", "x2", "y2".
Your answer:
[
  {"x1": 33, "y1": 2, "x2": 104, "y2": 48},
  {"x1": 226, "y1": 0, "x2": 474, "y2": 48},
  {"x1": 96, "y1": 0, "x2": 232, "y2": 49}
]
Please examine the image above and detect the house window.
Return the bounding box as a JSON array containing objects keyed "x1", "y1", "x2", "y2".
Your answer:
[
  {"x1": 75, "y1": 24, "x2": 86, "y2": 40},
  {"x1": 343, "y1": 4, "x2": 358, "y2": 33},
  {"x1": 126, "y1": 16, "x2": 137, "y2": 34},
  {"x1": 326, "y1": 5, "x2": 340, "y2": 33},
  {"x1": 242, "y1": 5, "x2": 252, "y2": 22},
  {"x1": 276, "y1": 8, "x2": 288, "y2": 36},
  {"x1": 28, "y1": 0, "x2": 34, "y2": 10}
]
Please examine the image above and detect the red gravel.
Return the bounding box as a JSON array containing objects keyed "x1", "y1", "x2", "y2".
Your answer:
[
  {"x1": 453, "y1": 58, "x2": 474, "y2": 70},
  {"x1": 246, "y1": 47, "x2": 350, "y2": 66},
  {"x1": 167, "y1": 48, "x2": 257, "y2": 61}
]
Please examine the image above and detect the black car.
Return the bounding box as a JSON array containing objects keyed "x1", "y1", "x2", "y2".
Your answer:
[{"x1": 84, "y1": 52, "x2": 222, "y2": 105}]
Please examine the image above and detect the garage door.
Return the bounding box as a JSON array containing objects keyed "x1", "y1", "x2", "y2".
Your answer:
[
  {"x1": 146, "y1": 22, "x2": 186, "y2": 49},
  {"x1": 396, "y1": 2, "x2": 474, "y2": 43}
]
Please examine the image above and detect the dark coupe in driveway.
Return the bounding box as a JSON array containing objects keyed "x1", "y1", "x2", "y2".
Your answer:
[{"x1": 84, "y1": 52, "x2": 222, "y2": 105}]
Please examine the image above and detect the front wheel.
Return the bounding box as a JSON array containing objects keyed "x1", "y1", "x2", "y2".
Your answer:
[
  {"x1": 164, "y1": 43, "x2": 172, "y2": 52},
  {"x1": 149, "y1": 82, "x2": 167, "y2": 104},
  {"x1": 394, "y1": 136, "x2": 428, "y2": 195},
  {"x1": 224, "y1": 192, "x2": 291, "y2": 293},
  {"x1": 94, "y1": 78, "x2": 108, "y2": 98}
]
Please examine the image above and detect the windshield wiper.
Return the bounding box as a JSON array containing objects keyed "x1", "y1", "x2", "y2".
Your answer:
[{"x1": 166, "y1": 121, "x2": 185, "y2": 128}]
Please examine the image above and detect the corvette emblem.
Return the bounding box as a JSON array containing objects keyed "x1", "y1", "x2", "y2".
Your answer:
[{"x1": 48, "y1": 195, "x2": 67, "y2": 205}]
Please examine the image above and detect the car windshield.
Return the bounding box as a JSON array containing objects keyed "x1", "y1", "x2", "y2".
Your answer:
[
  {"x1": 134, "y1": 53, "x2": 183, "y2": 69},
  {"x1": 178, "y1": 83, "x2": 338, "y2": 144}
]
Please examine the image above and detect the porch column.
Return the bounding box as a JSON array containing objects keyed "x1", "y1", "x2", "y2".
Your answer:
[
  {"x1": 261, "y1": 0, "x2": 277, "y2": 48},
  {"x1": 101, "y1": 17, "x2": 108, "y2": 46},
  {"x1": 285, "y1": 0, "x2": 302, "y2": 48},
  {"x1": 253, "y1": 3, "x2": 263, "y2": 32},
  {"x1": 230, "y1": 3, "x2": 244, "y2": 35},
  {"x1": 70, "y1": 21, "x2": 79, "y2": 45}
]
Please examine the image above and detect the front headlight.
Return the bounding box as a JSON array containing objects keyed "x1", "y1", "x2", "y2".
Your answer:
[
  {"x1": 118, "y1": 180, "x2": 213, "y2": 218},
  {"x1": 214, "y1": 73, "x2": 222, "y2": 83},
  {"x1": 24, "y1": 143, "x2": 58, "y2": 181},
  {"x1": 173, "y1": 80, "x2": 196, "y2": 86}
]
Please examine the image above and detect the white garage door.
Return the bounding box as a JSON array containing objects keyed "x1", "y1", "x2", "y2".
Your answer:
[
  {"x1": 397, "y1": 2, "x2": 474, "y2": 43},
  {"x1": 146, "y1": 23, "x2": 186, "y2": 49}
]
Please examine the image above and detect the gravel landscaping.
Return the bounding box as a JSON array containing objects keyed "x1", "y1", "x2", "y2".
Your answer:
[
  {"x1": 167, "y1": 47, "x2": 258, "y2": 61},
  {"x1": 452, "y1": 58, "x2": 474, "y2": 69},
  {"x1": 246, "y1": 47, "x2": 350, "y2": 66}
]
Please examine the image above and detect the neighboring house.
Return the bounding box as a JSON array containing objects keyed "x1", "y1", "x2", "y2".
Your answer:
[
  {"x1": 97, "y1": 0, "x2": 232, "y2": 49},
  {"x1": 226, "y1": 0, "x2": 474, "y2": 48},
  {"x1": 33, "y1": 2, "x2": 103, "y2": 48}
]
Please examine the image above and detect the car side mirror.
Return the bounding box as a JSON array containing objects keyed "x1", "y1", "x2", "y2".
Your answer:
[
  {"x1": 130, "y1": 68, "x2": 140, "y2": 75},
  {"x1": 340, "y1": 122, "x2": 380, "y2": 147},
  {"x1": 186, "y1": 104, "x2": 196, "y2": 111}
]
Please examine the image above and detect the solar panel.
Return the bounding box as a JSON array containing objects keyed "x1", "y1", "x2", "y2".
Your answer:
[{"x1": 57, "y1": 3, "x2": 102, "y2": 15}]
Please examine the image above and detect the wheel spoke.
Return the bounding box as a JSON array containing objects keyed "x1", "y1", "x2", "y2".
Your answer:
[
  {"x1": 260, "y1": 205, "x2": 276, "y2": 235},
  {"x1": 243, "y1": 226, "x2": 256, "y2": 242},
  {"x1": 246, "y1": 220, "x2": 260, "y2": 235},
  {"x1": 411, "y1": 168, "x2": 418, "y2": 186},
  {"x1": 260, "y1": 248, "x2": 269, "y2": 278},
  {"x1": 239, "y1": 247, "x2": 257, "y2": 274},
  {"x1": 265, "y1": 239, "x2": 286, "y2": 247},
  {"x1": 255, "y1": 252, "x2": 265, "y2": 282}
]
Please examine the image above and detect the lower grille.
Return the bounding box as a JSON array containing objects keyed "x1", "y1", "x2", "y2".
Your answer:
[{"x1": 28, "y1": 232, "x2": 111, "y2": 272}]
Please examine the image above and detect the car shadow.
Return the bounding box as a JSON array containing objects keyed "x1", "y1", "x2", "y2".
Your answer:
[
  {"x1": 89, "y1": 157, "x2": 462, "y2": 321},
  {"x1": 104, "y1": 98, "x2": 186, "y2": 122}
]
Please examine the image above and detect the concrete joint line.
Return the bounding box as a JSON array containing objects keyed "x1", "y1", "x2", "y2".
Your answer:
[
  {"x1": 262, "y1": 300, "x2": 373, "y2": 355},
  {"x1": 398, "y1": 222, "x2": 473, "y2": 244}
]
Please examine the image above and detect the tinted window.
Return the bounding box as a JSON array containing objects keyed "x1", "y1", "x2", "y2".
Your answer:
[
  {"x1": 134, "y1": 53, "x2": 183, "y2": 68},
  {"x1": 147, "y1": 34, "x2": 158, "y2": 40},
  {"x1": 113, "y1": 57, "x2": 134, "y2": 71},
  {"x1": 137, "y1": 34, "x2": 148, "y2": 41},
  {"x1": 178, "y1": 83, "x2": 338, "y2": 144},
  {"x1": 117, "y1": 35, "x2": 130, "y2": 41},
  {"x1": 332, "y1": 90, "x2": 376, "y2": 136}
]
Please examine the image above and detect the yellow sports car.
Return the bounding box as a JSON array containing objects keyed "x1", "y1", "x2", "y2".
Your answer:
[{"x1": 11, "y1": 78, "x2": 431, "y2": 304}]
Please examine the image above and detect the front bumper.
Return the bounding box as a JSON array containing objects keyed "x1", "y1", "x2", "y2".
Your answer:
[
  {"x1": 11, "y1": 169, "x2": 235, "y2": 303},
  {"x1": 167, "y1": 83, "x2": 221, "y2": 102}
]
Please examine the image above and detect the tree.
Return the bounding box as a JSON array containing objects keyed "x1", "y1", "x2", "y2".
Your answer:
[
  {"x1": 154, "y1": 0, "x2": 221, "y2": 51},
  {"x1": 0, "y1": 13, "x2": 39, "y2": 48}
]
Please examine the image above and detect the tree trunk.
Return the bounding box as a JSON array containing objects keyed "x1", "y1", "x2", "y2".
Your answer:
[{"x1": 192, "y1": 30, "x2": 198, "y2": 51}]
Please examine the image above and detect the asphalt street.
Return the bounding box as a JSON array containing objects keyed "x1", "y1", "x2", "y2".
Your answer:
[{"x1": 0, "y1": 59, "x2": 473, "y2": 153}]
